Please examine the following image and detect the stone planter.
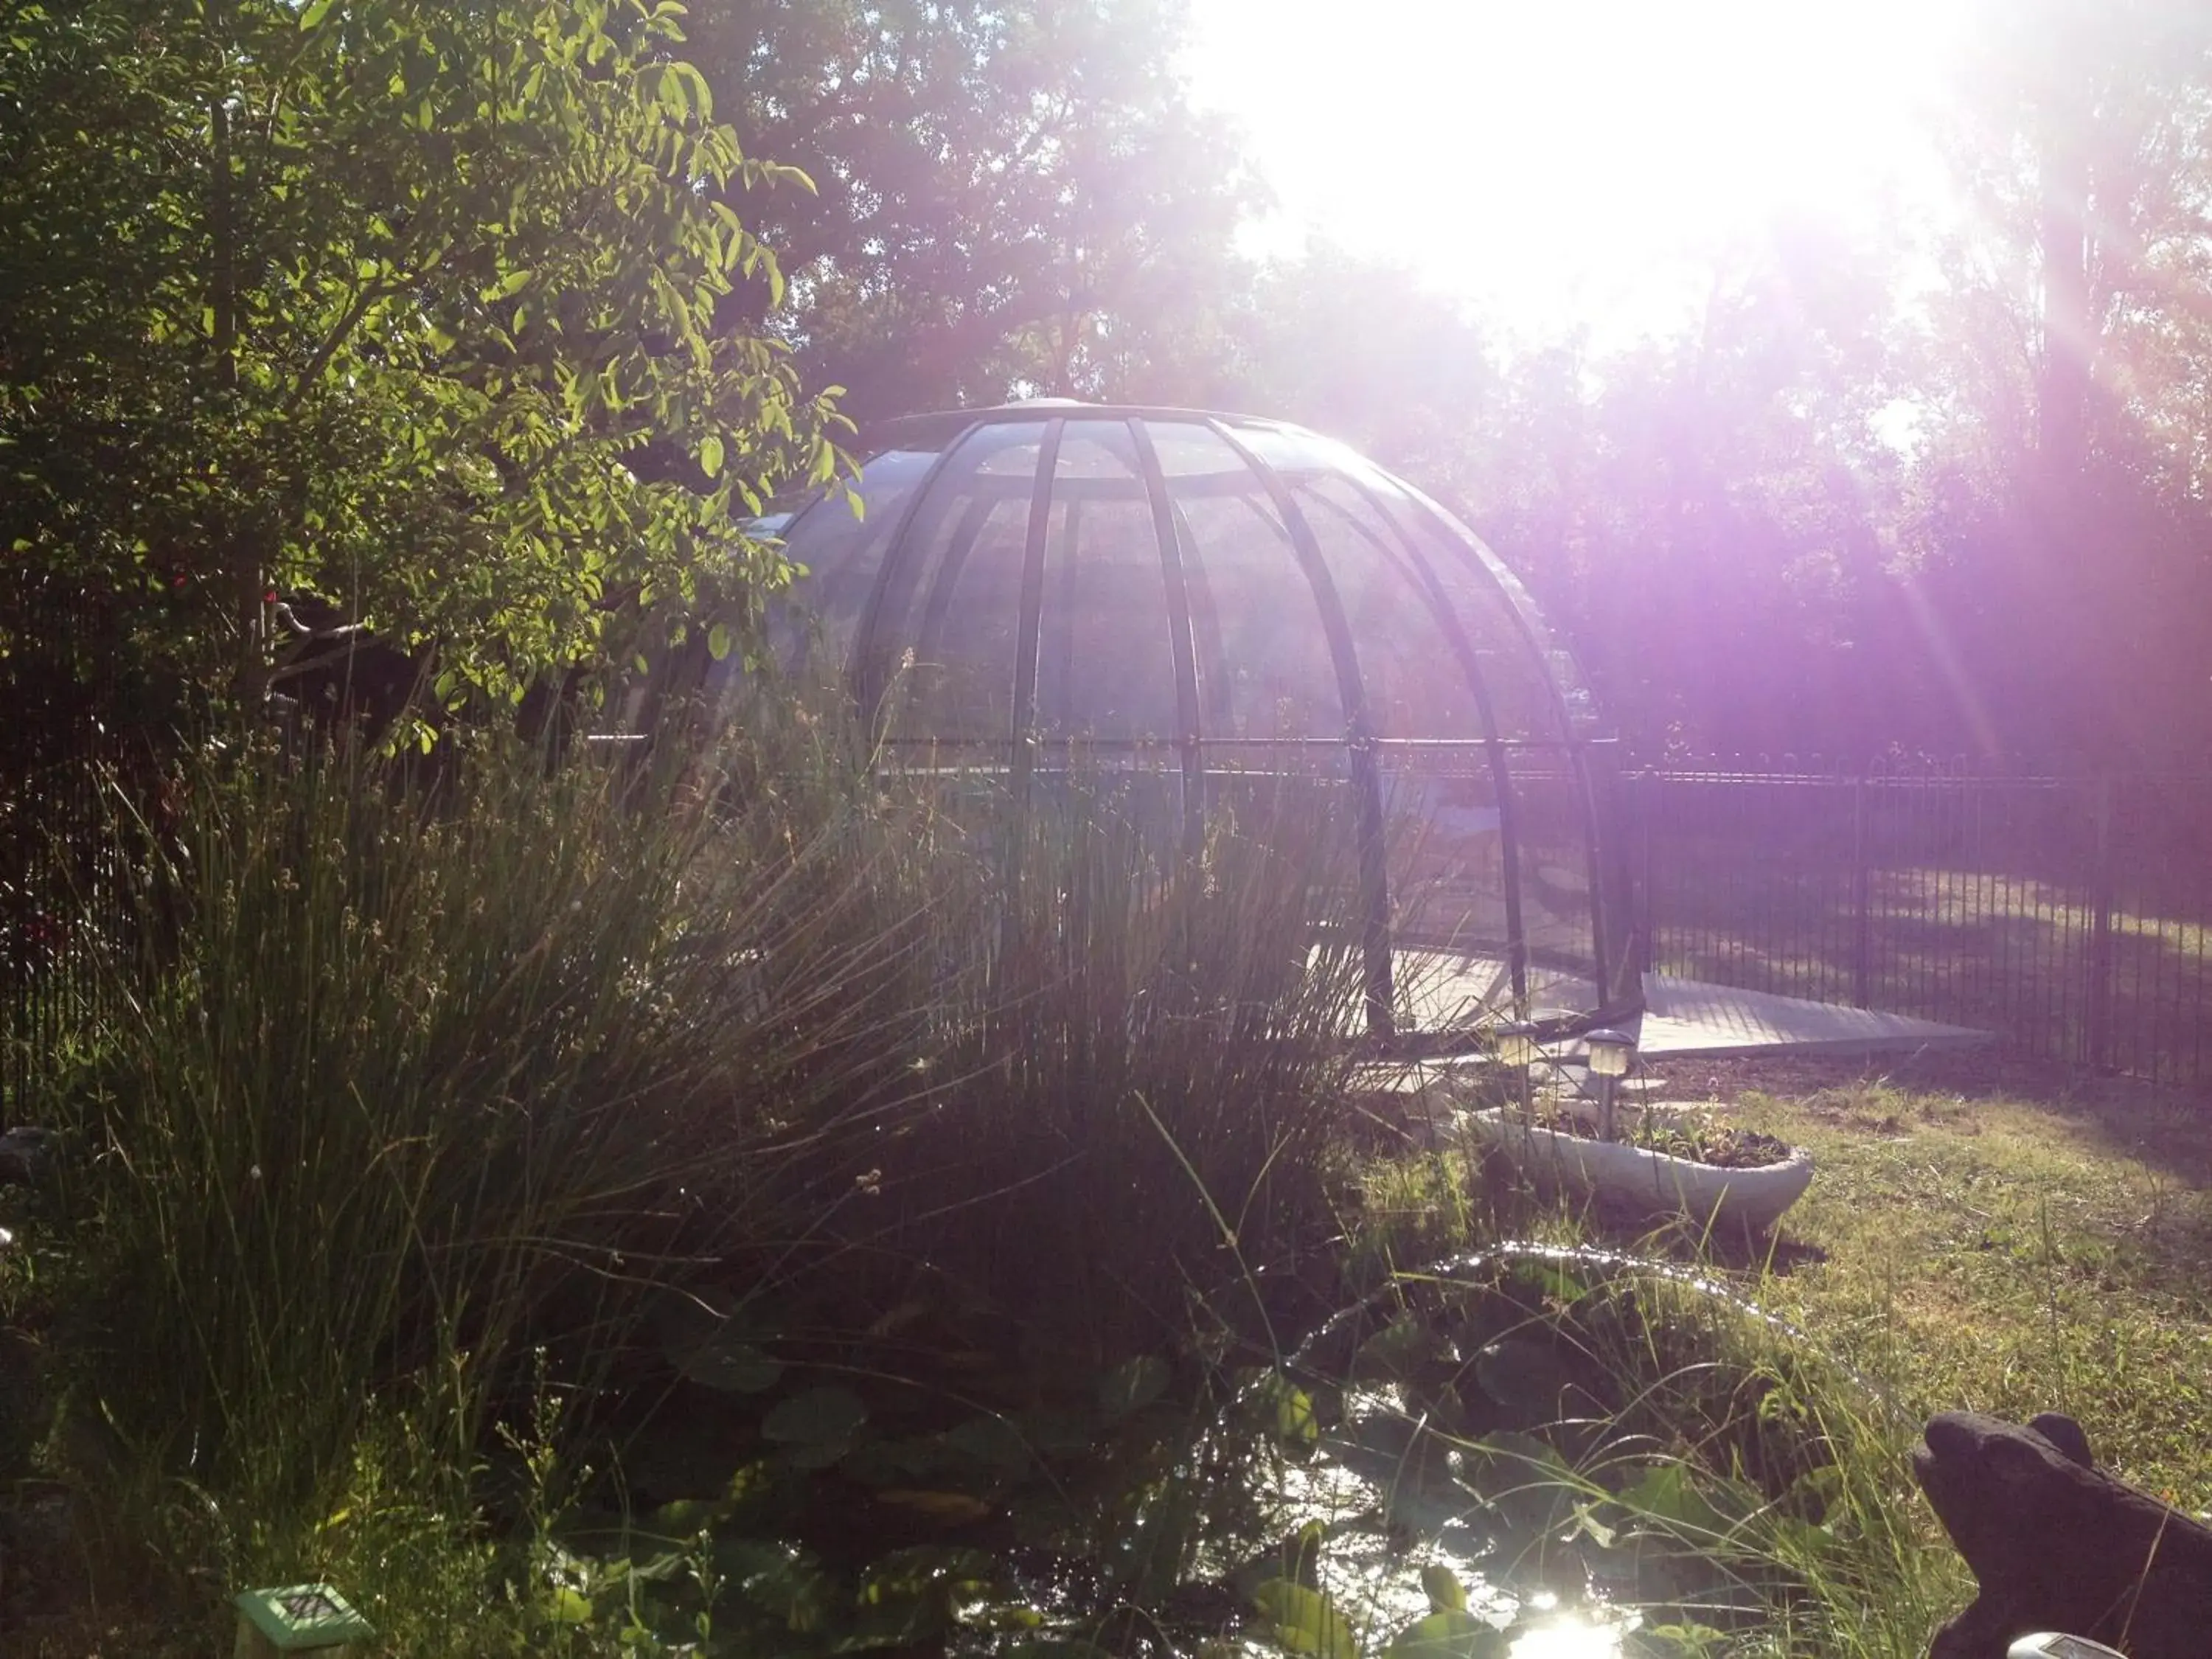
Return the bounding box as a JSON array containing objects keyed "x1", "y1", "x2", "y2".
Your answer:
[{"x1": 1467, "y1": 1107, "x2": 1815, "y2": 1233}]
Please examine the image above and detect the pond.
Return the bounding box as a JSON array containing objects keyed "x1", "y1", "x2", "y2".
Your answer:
[{"x1": 538, "y1": 1244, "x2": 1869, "y2": 1658}]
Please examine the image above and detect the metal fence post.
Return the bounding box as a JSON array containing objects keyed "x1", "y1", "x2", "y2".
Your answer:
[
  {"x1": 1851, "y1": 775, "x2": 1872, "y2": 1008},
  {"x1": 2087, "y1": 773, "x2": 2115, "y2": 1071},
  {"x1": 1638, "y1": 773, "x2": 1655, "y2": 975}
]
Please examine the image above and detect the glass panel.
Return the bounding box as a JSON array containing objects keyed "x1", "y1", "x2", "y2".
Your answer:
[
  {"x1": 1202, "y1": 743, "x2": 1368, "y2": 984},
  {"x1": 1505, "y1": 748, "x2": 1601, "y2": 991},
  {"x1": 899, "y1": 495, "x2": 1029, "y2": 741},
  {"x1": 1148, "y1": 421, "x2": 1250, "y2": 481},
  {"x1": 1037, "y1": 422, "x2": 1179, "y2": 741},
  {"x1": 781, "y1": 451, "x2": 936, "y2": 620},
  {"x1": 860, "y1": 423, "x2": 1047, "y2": 743},
  {"x1": 1321, "y1": 449, "x2": 1584, "y2": 743},
  {"x1": 1156, "y1": 424, "x2": 1343, "y2": 740},
  {"x1": 1289, "y1": 473, "x2": 1482, "y2": 740},
  {"x1": 1380, "y1": 751, "x2": 1519, "y2": 1033},
  {"x1": 1381, "y1": 759, "x2": 1512, "y2": 956},
  {"x1": 771, "y1": 448, "x2": 936, "y2": 672}
]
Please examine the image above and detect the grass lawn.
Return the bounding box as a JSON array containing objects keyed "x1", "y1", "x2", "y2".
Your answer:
[{"x1": 1666, "y1": 1051, "x2": 2212, "y2": 1511}]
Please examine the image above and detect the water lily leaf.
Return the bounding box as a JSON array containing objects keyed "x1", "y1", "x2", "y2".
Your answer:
[
  {"x1": 944, "y1": 1413, "x2": 1033, "y2": 1475},
  {"x1": 1013, "y1": 1407, "x2": 1099, "y2": 1455},
  {"x1": 678, "y1": 1339, "x2": 782, "y2": 1394},
  {"x1": 841, "y1": 1435, "x2": 961, "y2": 1486},
  {"x1": 1250, "y1": 1578, "x2": 1360, "y2": 1659},
  {"x1": 1473, "y1": 1338, "x2": 1572, "y2": 1417},
  {"x1": 876, "y1": 1488, "x2": 994, "y2": 1525},
  {"x1": 1462, "y1": 1430, "x2": 1579, "y2": 1535},
  {"x1": 1419, "y1": 1562, "x2": 1467, "y2": 1613},
  {"x1": 1273, "y1": 1382, "x2": 1321, "y2": 1450},
  {"x1": 1381, "y1": 1607, "x2": 1505, "y2": 1659},
  {"x1": 1096, "y1": 1354, "x2": 1172, "y2": 1420},
  {"x1": 1354, "y1": 1315, "x2": 1441, "y2": 1381},
  {"x1": 763, "y1": 1385, "x2": 869, "y2": 1447},
  {"x1": 1247, "y1": 1372, "x2": 1320, "y2": 1453}
]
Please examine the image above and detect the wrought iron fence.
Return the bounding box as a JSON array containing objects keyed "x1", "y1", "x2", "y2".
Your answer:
[
  {"x1": 0, "y1": 756, "x2": 129, "y2": 1115},
  {"x1": 1, "y1": 585, "x2": 135, "y2": 1118},
  {"x1": 1624, "y1": 765, "x2": 2212, "y2": 1085},
  {"x1": 10, "y1": 732, "x2": 2212, "y2": 1101}
]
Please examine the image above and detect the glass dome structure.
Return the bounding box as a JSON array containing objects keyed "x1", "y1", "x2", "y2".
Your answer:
[{"x1": 737, "y1": 402, "x2": 1638, "y2": 1046}]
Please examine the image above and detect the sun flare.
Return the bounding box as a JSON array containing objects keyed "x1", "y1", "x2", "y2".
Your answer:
[
  {"x1": 1185, "y1": 0, "x2": 1972, "y2": 337},
  {"x1": 1507, "y1": 1612, "x2": 1626, "y2": 1658}
]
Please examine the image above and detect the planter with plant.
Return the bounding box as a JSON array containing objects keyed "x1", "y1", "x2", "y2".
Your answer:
[{"x1": 1465, "y1": 1026, "x2": 1815, "y2": 1234}]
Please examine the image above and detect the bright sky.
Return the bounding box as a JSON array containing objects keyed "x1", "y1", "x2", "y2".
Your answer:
[{"x1": 1180, "y1": 0, "x2": 1976, "y2": 345}]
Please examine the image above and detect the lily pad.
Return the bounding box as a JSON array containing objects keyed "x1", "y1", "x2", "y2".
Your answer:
[
  {"x1": 1250, "y1": 1577, "x2": 1361, "y2": 1659},
  {"x1": 677, "y1": 1338, "x2": 784, "y2": 1394},
  {"x1": 1473, "y1": 1338, "x2": 1573, "y2": 1419},
  {"x1": 764, "y1": 1385, "x2": 869, "y2": 1447},
  {"x1": 944, "y1": 1413, "x2": 1034, "y2": 1476}
]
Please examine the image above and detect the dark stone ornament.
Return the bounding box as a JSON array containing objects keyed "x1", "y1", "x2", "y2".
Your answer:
[{"x1": 1913, "y1": 1411, "x2": 2212, "y2": 1658}]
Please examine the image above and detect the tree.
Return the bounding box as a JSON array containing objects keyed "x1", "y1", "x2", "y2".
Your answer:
[
  {"x1": 681, "y1": 0, "x2": 1256, "y2": 421},
  {"x1": 1907, "y1": 0, "x2": 2212, "y2": 759},
  {"x1": 0, "y1": 0, "x2": 842, "y2": 734}
]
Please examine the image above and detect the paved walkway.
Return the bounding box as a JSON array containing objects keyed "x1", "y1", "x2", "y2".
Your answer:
[{"x1": 1632, "y1": 973, "x2": 1990, "y2": 1060}]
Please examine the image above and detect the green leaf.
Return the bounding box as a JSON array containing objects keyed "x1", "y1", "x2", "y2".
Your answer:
[
  {"x1": 1419, "y1": 1563, "x2": 1466, "y2": 1614},
  {"x1": 1251, "y1": 1373, "x2": 1319, "y2": 1452},
  {"x1": 1614, "y1": 1462, "x2": 1753, "y2": 1542},
  {"x1": 706, "y1": 620, "x2": 735, "y2": 661},
  {"x1": 484, "y1": 268, "x2": 532, "y2": 302},
  {"x1": 1096, "y1": 1354, "x2": 1170, "y2": 1420},
  {"x1": 651, "y1": 1496, "x2": 725, "y2": 1535},
  {"x1": 1567, "y1": 1498, "x2": 1617, "y2": 1549},
  {"x1": 1228, "y1": 1520, "x2": 1324, "y2": 1597},
  {"x1": 1249, "y1": 1579, "x2": 1360, "y2": 1659},
  {"x1": 298, "y1": 0, "x2": 335, "y2": 27},
  {"x1": 845, "y1": 1546, "x2": 1003, "y2": 1650},
  {"x1": 1468, "y1": 1429, "x2": 1571, "y2": 1480},
  {"x1": 699, "y1": 432, "x2": 725, "y2": 476},
  {"x1": 1510, "y1": 1261, "x2": 1589, "y2": 1304},
  {"x1": 1381, "y1": 1608, "x2": 1504, "y2": 1659},
  {"x1": 544, "y1": 1586, "x2": 594, "y2": 1626}
]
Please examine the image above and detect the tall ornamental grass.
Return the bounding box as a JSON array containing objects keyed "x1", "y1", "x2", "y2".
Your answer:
[
  {"x1": 53, "y1": 714, "x2": 953, "y2": 1512},
  {"x1": 38, "y1": 701, "x2": 1375, "y2": 1529}
]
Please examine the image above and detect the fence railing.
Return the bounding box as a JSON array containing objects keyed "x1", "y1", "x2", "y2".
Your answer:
[
  {"x1": 1624, "y1": 768, "x2": 2212, "y2": 1085},
  {"x1": 10, "y1": 750, "x2": 2211, "y2": 1102}
]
